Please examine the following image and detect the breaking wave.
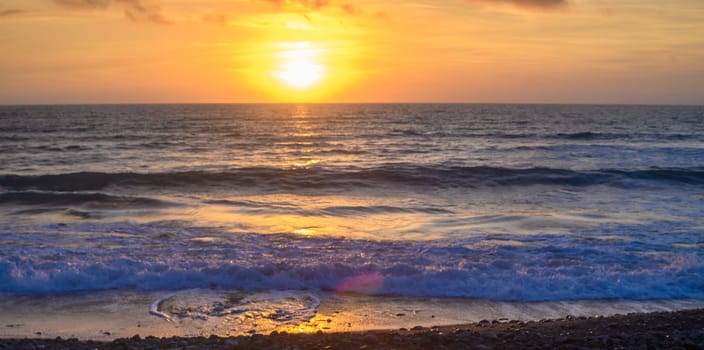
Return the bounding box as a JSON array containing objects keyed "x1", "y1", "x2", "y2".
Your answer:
[
  {"x1": 1, "y1": 166, "x2": 703, "y2": 192},
  {"x1": 1, "y1": 222, "x2": 702, "y2": 301}
]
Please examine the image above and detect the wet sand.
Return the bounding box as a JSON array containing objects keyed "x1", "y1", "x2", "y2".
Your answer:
[
  {"x1": 2, "y1": 308, "x2": 703, "y2": 349},
  {"x1": 3, "y1": 290, "x2": 704, "y2": 341}
]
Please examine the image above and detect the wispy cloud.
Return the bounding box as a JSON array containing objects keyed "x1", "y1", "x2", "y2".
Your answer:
[
  {"x1": 340, "y1": 3, "x2": 360, "y2": 16},
  {"x1": 53, "y1": 0, "x2": 170, "y2": 24},
  {"x1": 260, "y1": 0, "x2": 332, "y2": 11},
  {"x1": 54, "y1": 0, "x2": 110, "y2": 10},
  {"x1": 203, "y1": 13, "x2": 227, "y2": 26},
  {"x1": 119, "y1": 0, "x2": 169, "y2": 24},
  {"x1": 259, "y1": 0, "x2": 363, "y2": 16},
  {"x1": 467, "y1": 0, "x2": 568, "y2": 10},
  {"x1": 0, "y1": 9, "x2": 27, "y2": 17}
]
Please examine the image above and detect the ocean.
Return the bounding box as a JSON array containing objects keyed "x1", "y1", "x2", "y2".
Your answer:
[{"x1": 1, "y1": 103, "x2": 703, "y2": 336}]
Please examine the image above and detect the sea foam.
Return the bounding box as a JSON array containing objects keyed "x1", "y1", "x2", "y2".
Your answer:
[{"x1": 1, "y1": 222, "x2": 702, "y2": 301}]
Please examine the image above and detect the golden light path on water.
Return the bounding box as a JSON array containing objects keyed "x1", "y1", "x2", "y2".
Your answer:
[
  {"x1": 120, "y1": 104, "x2": 599, "y2": 242},
  {"x1": 131, "y1": 104, "x2": 450, "y2": 241}
]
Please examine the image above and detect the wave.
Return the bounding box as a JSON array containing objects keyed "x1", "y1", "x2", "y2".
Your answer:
[
  {"x1": 549, "y1": 132, "x2": 702, "y2": 141},
  {"x1": 0, "y1": 191, "x2": 171, "y2": 208},
  {"x1": 394, "y1": 131, "x2": 704, "y2": 141},
  {"x1": 320, "y1": 205, "x2": 453, "y2": 216},
  {"x1": 204, "y1": 199, "x2": 453, "y2": 216},
  {"x1": 1, "y1": 166, "x2": 703, "y2": 192},
  {"x1": 1, "y1": 222, "x2": 702, "y2": 300}
]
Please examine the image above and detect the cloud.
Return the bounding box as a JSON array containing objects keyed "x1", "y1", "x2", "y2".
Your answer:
[
  {"x1": 53, "y1": 0, "x2": 170, "y2": 24},
  {"x1": 54, "y1": 0, "x2": 110, "y2": 10},
  {"x1": 340, "y1": 3, "x2": 360, "y2": 16},
  {"x1": 118, "y1": 0, "x2": 170, "y2": 24},
  {"x1": 0, "y1": 9, "x2": 27, "y2": 17},
  {"x1": 467, "y1": 0, "x2": 568, "y2": 10},
  {"x1": 259, "y1": 0, "x2": 362, "y2": 15},
  {"x1": 261, "y1": 0, "x2": 332, "y2": 11},
  {"x1": 203, "y1": 13, "x2": 227, "y2": 26}
]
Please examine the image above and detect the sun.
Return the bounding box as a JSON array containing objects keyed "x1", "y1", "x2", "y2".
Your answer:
[
  {"x1": 247, "y1": 39, "x2": 358, "y2": 101},
  {"x1": 273, "y1": 42, "x2": 326, "y2": 89},
  {"x1": 275, "y1": 61, "x2": 324, "y2": 89}
]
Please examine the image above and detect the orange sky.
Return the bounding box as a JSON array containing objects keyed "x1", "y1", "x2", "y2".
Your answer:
[{"x1": 1, "y1": 0, "x2": 703, "y2": 104}]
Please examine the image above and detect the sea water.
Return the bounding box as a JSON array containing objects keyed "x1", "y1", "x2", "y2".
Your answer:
[{"x1": 1, "y1": 104, "x2": 703, "y2": 337}]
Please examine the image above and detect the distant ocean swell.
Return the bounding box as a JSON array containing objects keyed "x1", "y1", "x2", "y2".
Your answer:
[
  {"x1": 0, "y1": 223, "x2": 702, "y2": 300},
  {"x1": 2, "y1": 129, "x2": 703, "y2": 142},
  {"x1": 2, "y1": 166, "x2": 703, "y2": 192},
  {"x1": 0, "y1": 191, "x2": 171, "y2": 208}
]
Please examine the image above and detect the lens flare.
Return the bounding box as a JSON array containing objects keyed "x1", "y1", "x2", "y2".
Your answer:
[{"x1": 336, "y1": 272, "x2": 384, "y2": 295}]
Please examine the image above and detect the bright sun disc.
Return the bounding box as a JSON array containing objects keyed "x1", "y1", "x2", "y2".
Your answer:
[
  {"x1": 273, "y1": 42, "x2": 326, "y2": 89},
  {"x1": 275, "y1": 61, "x2": 324, "y2": 88}
]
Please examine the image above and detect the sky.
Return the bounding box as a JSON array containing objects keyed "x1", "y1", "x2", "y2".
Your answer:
[{"x1": 1, "y1": 0, "x2": 703, "y2": 104}]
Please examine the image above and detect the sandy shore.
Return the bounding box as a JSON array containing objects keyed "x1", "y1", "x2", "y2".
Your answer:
[
  {"x1": 3, "y1": 290, "x2": 704, "y2": 340},
  {"x1": 2, "y1": 308, "x2": 703, "y2": 349}
]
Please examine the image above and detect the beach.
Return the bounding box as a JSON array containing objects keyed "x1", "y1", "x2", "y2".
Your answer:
[
  {"x1": 2, "y1": 308, "x2": 703, "y2": 349},
  {"x1": 3, "y1": 290, "x2": 703, "y2": 340},
  {"x1": 1, "y1": 104, "x2": 703, "y2": 347}
]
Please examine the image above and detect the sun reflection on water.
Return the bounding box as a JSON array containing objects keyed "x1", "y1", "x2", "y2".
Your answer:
[
  {"x1": 286, "y1": 105, "x2": 322, "y2": 170},
  {"x1": 291, "y1": 159, "x2": 320, "y2": 169},
  {"x1": 292, "y1": 228, "x2": 317, "y2": 236}
]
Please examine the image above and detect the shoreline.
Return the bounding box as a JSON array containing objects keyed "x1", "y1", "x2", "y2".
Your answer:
[
  {"x1": 3, "y1": 290, "x2": 703, "y2": 341},
  {"x1": 2, "y1": 308, "x2": 703, "y2": 349}
]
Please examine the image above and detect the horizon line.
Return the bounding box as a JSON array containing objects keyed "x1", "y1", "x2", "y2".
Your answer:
[{"x1": 1, "y1": 101, "x2": 703, "y2": 107}]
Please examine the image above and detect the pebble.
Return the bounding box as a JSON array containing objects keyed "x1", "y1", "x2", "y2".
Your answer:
[
  {"x1": 482, "y1": 332, "x2": 498, "y2": 339},
  {"x1": 224, "y1": 338, "x2": 239, "y2": 346},
  {"x1": 3, "y1": 309, "x2": 704, "y2": 350},
  {"x1": 363, "y1": 334, "x2": 378, "y2": 343}
]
